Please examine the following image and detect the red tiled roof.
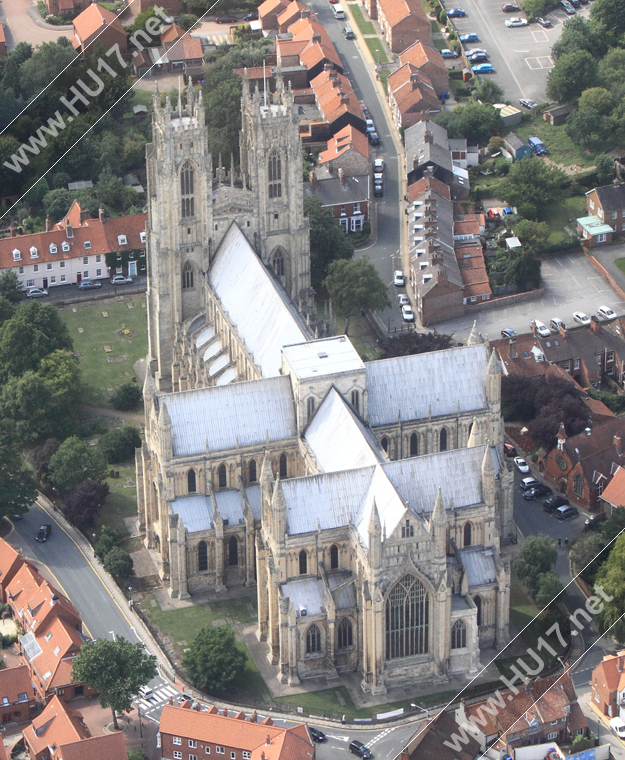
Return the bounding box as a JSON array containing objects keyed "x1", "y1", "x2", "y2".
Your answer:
[
  {"x1": 73, "y1": 3, "x2": 124, "y2": 43},
  {"x1": 6, "y1": 562, "x2": 45, "y2": 612},
  {"x1": 593, "y1": 652, "x2": 625, "y2": 696},
  {"x1": 259, "y1": 0, "x2": 289, "y2": 18},
  {"x1": 287, "y1": 18, "x2": 342, "y2": 71},
  {"x1": 58, "y1": 732, "x2": 127, "y2": 760},
  {"x1": 399, "y1": 41, "x2": 446, "y2": 70},
  {"x1": 388, "y1": 65, "x2": 439, "y2": 114},
  {"x1": 318, "y1": 124, "x2": 369, "y2": 164},
  {"x1": 167, "y1": 36, "x2": 203, "y2": 62},
  {"x1": 27, "y1": 616, "x2": 83, "y2": 694},
  {"x1": 454, "y1": 218, "x2": 480, "y2": 236},
  {"x1": 0, "y1": 538, "x2": 24, "y2": 595},
  {"x1": 276, "y1": 38, "x2": 308, "y2": 58},
  {"x1": 601, "y1": 466, "x2": 625, "y2": 507},
  {"x1": 0, "y1": 665, "x2": 36, "y2": 705},
  {"x1": 378, "y1": 0, "x2": 428, "y2": 28},
  {"x1": 0, "y1": 25, "x2": 5, "y2": 45},
  {"x1": 21, "y1": 578, "x2": 81, "y2": 635},
  {"x1": 23, "y1": 696, "x2": 90, "y2": 757},
  {"x1": 407, "y1": 175, "x2": 451, "y2": 201},
  {"x1": 161, "y1": 22, "x2": 186, "y2": 43},
  {"x1": 310, "y1": 69, "x2": 364, "y2": 124},
  {"x1": 278, "y1": 0, "x2": 306, "y2": 27}
]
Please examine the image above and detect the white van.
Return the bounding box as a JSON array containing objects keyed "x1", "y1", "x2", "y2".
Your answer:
[
  {"x1": 610, "y1": 717, "x2": 625, "y2": 739},
  {"x1": 333, "y1": 4, "x2": 345, "y2": 18}
]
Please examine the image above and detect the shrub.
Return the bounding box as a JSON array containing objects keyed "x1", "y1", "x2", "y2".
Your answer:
[
  {"x1": 112, "y1": 383, "x2": 142, "y2": 411},
  {"x1": 64, "y1": 479, "x2": 109, "y2": 529},
  {"x1": 94, "y1": 525, "x2": 118, "y2": 560},
  {"x1": 100, "y1": 426, "x2": 142, "y2": 464},
  {"x1": 103, "y1": 547, "x2": 133, "y2": 579}
]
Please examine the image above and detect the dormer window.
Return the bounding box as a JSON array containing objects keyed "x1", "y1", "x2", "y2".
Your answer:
[
  {"x1": 84, "y1": 241, "x2": 91, "y2": 249},
  {"x1": 49, "y1": 244, "x2": 58, "y2": 255},
  {"x1": 140, "y1": 231, "x2": 146, "y2": 244},
  {"x1": 29, "y1": 247, "x2": 38, "y2": 258},
  {"x1": 117, "y1": 235, "x2": 127, "y2": 246},
  {"x1": 61, "y1": 242, "x2": 70, "y2": 252},
  {"x1": 12, "y1": 249, "x2": 21, "y2": 261}
]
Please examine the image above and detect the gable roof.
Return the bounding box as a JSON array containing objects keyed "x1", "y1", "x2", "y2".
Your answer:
[
  {"x1": 503, "y1": 132, "x2": 527, "y2": 152},
  {"x1": 592, "y1": 183, "x2": 625, "y2": 212},
  {"x1": 304, "y1": 174, "x2": 370, "y2": 207},
  {"x1": 310, "y1": 68, "x2": 364, "y2": 125},
  {"x1": 601, "y1": 466, "x2": 625, "y2": 508},
  {"x1": 23, "y1": 696, "x2": 90, "y2": 757},
  {"x1": 161, "y1": 22, "x2": 186, "y2": 43},
  {"x1": 559, "y1": 416, "x2": 625, "y2": 483},
  {"x1": 399, "y1": 40, "x2": 447, "y2": 71},
  {"x1": 277, "y1": 0, "x2": 306, "y2": 28},
  {"x1": 167, "y1": 36, "x2": 203, "y2": 62},
  {"x1": 406, "y1": 709, "x2": 480, "y2": 760},
  {"x1": 208, "y1": 223, "x2": 309, "y2": 378},
  {"x1": 22, "y1": 616, "x2": 84, "y2": 693},
  {"x1": 388, "y1": 65, "x2": 439, "y2": 114},
  {"x1": 318, "y1": 124, "x2": 369, "y2": 165},
  {"x1": 72, "y1": 2, "x2": 124, "y2": 42},
  {"x1": 407, "y1": 175, "x2": 451, "y2": 201},
  {"x1": 258, "y1": 0, "x2": 289, "y2": 19},
  {"x1": 594, "y1": 651, "x2": 625, "y2": 694},
  {"x1": 377, "y1": 0, "x2": 429, "y2": 29},
  {"x1": 0, "y1": 539, "x2": 24, "y2": 593},
  {"x1": 58, "y1": 732, "x2": 127, "y2": 760},
  {"x1": 0, "y1": 665, "x2": 36, "y2": 705}
]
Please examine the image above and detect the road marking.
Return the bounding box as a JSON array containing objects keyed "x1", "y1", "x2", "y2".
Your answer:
[{"x1": 328, "y1": 736, "x2": 350, "y2": 741}]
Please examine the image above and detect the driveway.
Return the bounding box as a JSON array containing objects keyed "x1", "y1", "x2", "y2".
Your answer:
[
  {"x1": 445, "y1": 1, "x2": 591, "y2": 103},
  {"x1": 0, "y1": 0, "x2": 71, "y2": 49},
  {"x1": 431, "y1": 251, "x2": 625, "y2": 342}
]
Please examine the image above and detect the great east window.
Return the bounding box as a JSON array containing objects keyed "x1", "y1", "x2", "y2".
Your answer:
[{"x1": 385, "y1": 574, "x2": 429, "y2": 660}]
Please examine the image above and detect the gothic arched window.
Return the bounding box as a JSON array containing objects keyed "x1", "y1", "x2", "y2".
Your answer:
[
  {"x1": 218, "y1": 464, "x2": 227, "y2": 489},
  {"x1": 351, "y1": 390, "x2": 360, "y2": 413},
  {"x1": 440, "y1": 428, "x2": 448, "y2": 452},
  {"x1": 180, "y1": 161, "x2": 195, "y2": 219},
  {"x1": 464, "y1": 522, "x2": 472, "y2": 547},
  {"x1": 381, "y1": 437, "x2": 388, "y2": 452},
  {"x1": 337, "y1": 618, "x2": 353, "y2": 649},
  {"x1": 273, "y1": 250, "x2": 284, "y2": 277},
  {"x1": 573, "y1": 472, "x2": 584, "y2": 497},
  {"x1": 187, "y1": 469, "x2": 196, "y2": 493},
  {"x1": 198, "y1": 540, "x2": 208, "y2": 572},
  {"x1": 474, "y1": 595, "x2": 482, "y2": 627},
  {"x1": 299, "y1": 549, "x2": 308, "y2": 575},
  {"x1": 307, "y1": 397, "x2": 315, "y2": 421},
  {"x1": 279, "y1": 453, "x2": 287, "y2": 478},
  {"x1": 410, "y1": 432, "x2": 418, "y2": 457},
  {"x1": 451, "y1": 619, "x2": 467, "y2": 650},
  {"x1": 330, "y1": 544, "x2": 339, "y2": 570},
  {"x1": 305, "y1": 624, "x2": 321, "y2": 654},
  {"x1": 268, "y1": 151, "x2": 282, "y2": 199},
  {"x1": 182, "y1": 261, "x2": 194, "y2": 289},
  {"x1": 249, "y1": 459, "x2": 257, "y2": 483},
  {"x1": 229, "y1": 536, "x2": 238, "y2": 566},
  {"x1": 385, "y1": 574, "x2": 429, "y2": 660}
]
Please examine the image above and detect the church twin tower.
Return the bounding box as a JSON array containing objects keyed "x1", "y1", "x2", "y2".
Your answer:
[{"x1": 145, "y1": 76, "x2": 312, "y2": 392}]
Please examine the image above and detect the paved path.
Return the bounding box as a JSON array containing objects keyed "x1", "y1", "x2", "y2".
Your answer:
[{"x1": 0, "y1": 0, "x2": 71, "y2": 49}]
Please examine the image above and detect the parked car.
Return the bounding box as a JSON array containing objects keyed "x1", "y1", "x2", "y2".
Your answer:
[
  {"x1": 472, "y1": 63, "x2": 493, "y2": 73},
  {"x1": 501, "y1": 2, "x2": 520, "y2": 10},
  {"x1": 398, "y1": 294, "x2": 410, "y2": 305},
  {"x1": 26, "y1": 287, "x2": 48, "y2": 298},
  {"x1": 374, "y1": 158, "x2": 384, "y2": 172},
  {"x1": 519, "y1": 477, "x2": 540, "y2": 491},
  {"x1": 138, "y1": 685, "x2": 154, "y2": 699},
  {"x1": 503, "y1": 442, "x2": 517, "y2": 457},
  {"x1": 519, "y1": 98, "x2": 537, "y2": 109},
  {"x1": 514, "y1": 457, "x2": 530, "y2": 473},
  {"x1": 368, "y1": 132, "x2": 380, "y2": 146},
  {"x1": 460, "y1": 33, "x2": 479, "y2": 42},
  {"x1": 309, "y1": 728, "x2": 326, "y2": 743},
  {"x1": 505, "y1": 17, "x2": 528, "y2": 26},
  {"x1": 365, "y1": 119, "x2": 375, "y2": 133},
  {"x1": 36, "y1": 524, "x2": 52, "y2": 542},
  {"x1": 242, "y1": 10, "x2": 258, "y2": 19},
  {"x1": 374, "y1": 183, "x2": 383, "y2": 197},
  {"x1": 465, "y1": 48, "x2": 487, "y2": 57},
  {"x1": 543, "y1": 495, "x2": 569, "y2": 513},
  {"x1": 598, "y1": 305, "x2": 616, "y2": 320},
  {"x1": 549, "y1": 317, "x2": 565, "y2": 332},
  {"x1": 560, "y1": 0, "x2": 576, "y2": 13},
  {"x1": 111, "y1": 274, "x2": 133, "y2": 285},
  {"x1": 468, "y1": 54, "x2": 489, "y2": 64},
  {"x1": 440, "y1": 48, "x2": 459, "y2": 58},
  {"x1": 359, "y1": 100, "x2": 370, "y2": 117},
  {"x1": 402, "y1": 305, "x2": 415, "y2": 322},
  {"x1": 523, "y1": 484, "x2": 553, "y2": 501},
  {"x1": 447, "y1": 8, "x2": 466, "y2": 17},
  {"x1": 501, "y1": 328, "x2": 517, "y2": 338},
  {"x1": 350, "y1": 741, "x2": 372, "y2": 759},
  {"x1": 78, "y1": 278, "x2": 102, "y2": 290},
  {"x1": 532, "y1": 319, "x2": 550, "y2": 338},
  {"x1": 573, "y1": 311, "x2": 591, "y2": 326},
  {"x1": 535, "y1": 16, "x2": 552, "y2": 26},
  {"x1": 394, "y1": 271, "x2": 405, "y2": 287},
  {"x1": 343, "y1": 25, "x2": 355, "y2": 38},
  {"x1": 374, "y1": 173, "x2": 384, "y2": 186},
  {"x1": 555, "y1": 505, "x2": 579, "y2": 521},
  {"x1": 216, "y1": 14, "x2": 238, "y2": 23}
]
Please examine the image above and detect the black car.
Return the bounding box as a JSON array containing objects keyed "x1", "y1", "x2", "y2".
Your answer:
[
  {"x1": 374, "y1": 184, "x2": 383, "y2": 197},
  {"x1": 368, "y1": 132, "x2": 380, "y2": 146},
  {"x1": 216, "y1": 14, "x2": 238, "y2": 23},
  {"x1": 523, "y1": 484, "x2": 552, "y2": 500},
  {"x1": 468, "y1": 54, "x2": 489, "y2": 64},
  {"x1": 243, "y1": 10, "x2": 258, "y2": 19},
  {"x1": 36, "y1": 524, "x2": 52, "y2": 542},
  {"x1": 543, "y1": 495, "x2": 569, "y2": 513},
  {"x1": 309, "y1": 727, "x2": 326, "y2": 742},
  {"x1": 555, "y1": 506, "x2": 579, "y2": 521},
  {"x1": 350, "y1": 741, "x2": 372, "y2": 759}
]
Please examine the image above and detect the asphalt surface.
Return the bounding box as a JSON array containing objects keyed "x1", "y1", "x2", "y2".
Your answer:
[{"x1": 24, "y1": 276, "x2": 147, "y2": 306}]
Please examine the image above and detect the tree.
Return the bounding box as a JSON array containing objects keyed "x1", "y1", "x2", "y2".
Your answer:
[
  {"x1": 183, "y1": 627, "x2": 246, "y2": 693},
  {"x1": 303, "y1": 196, "x2": 354, "y2": 290},
  {"x1": 0, "y1": 271, "x2": 22, "y2": 303},
  {"x1": 0, "y1": 433, "x2": 36, "y2": 520},
  {"x1": 435, "y1": 102, "x2": 503, "y2": 145},
  {"x1": 522, "y1": 0, "x2": 544, "y2": 18},
  {"x1": 598, "y1": 48, "x2": 625, "y2": 88},
  {"x1": 512, "y1": 535, "x2": 558, "y2": 597},
  {"x1": 22, "y1": 178, "x2": 49, "y2": 208},
  {"x1": 504, "y1": 249, "x2": 542, "y2": 291},
  {"x1": 498, "y1": 158, "x2": 567, "y2": 220},
  {"x1": 0, "y1": 296, "x2": 15, "y2": 326},
  {"x1": 71, "y1": 637, "x2": 157, "y2": 730},
  {"x1": 590, "y1": 0, "x2": 625, "y2": 35},
  {"x1": 595, "y1": 154, "x2": 615, "y2": 185},
  {"x1": 595, "y1": 533, "x2": 625, "y2": 642},
  {"x1": 570, "y1": 531, "x2": 608, "y2": 583},
  {"x1": 99, "y1": 426, "x2": 141, "y2": 464},
  {"x1": 552, "y1": 16, "x2": 609, "y2": 61},
  {"x1": 488, "y1": 135, "x2": 505, "y2": 154},
  {"x1": 547, "y1": 50, "x2": 599, "y2": 103},
  {"x1": 103, "y1": 547, "x2": 134, "y2": 578},
  {"x1": 324, "y1": 257, "x2": 390, "y2": 335},
  {"x1": 382, "y1": 331, "x2": 454, "y2": 358},
  {"x1": 95, "y1": 525, "x2": 118, "y2": 560},
  {"x1": 18, "y1": 40, "x2": 77, "y2": 99},
  {"x1": 64, "y1": 479, "x2": 108, "y2": 528},
  {"x1": 565, "y1": 109, "x2": 612, "y2": 151},
  {"x1": 578, "y1": 87, "x2": 614, "y2": 115},
  {"x1": 474, "y1": 80, "x2": 504, "y2": 104},
  {"x1": 112, "y1": 382, "x2": 142, "y2": 411},
  {"x1": 43, "y1": 189, "x2": 71, "y2": 221},
  {"x1": 513, "y1": 220, "x2": 550, "y2": 253},
  {"x1": 32, "y1": 437, "x2": 61, "y2": 479},
  {"x1": 178, "y1": 13, "x2": 198, "y2": 30},
  {"x1": 0, "y1": 371, "x2": 54, "y2": 443},
  {"x1": 49, "y1": 436, "x2": 107, "y2": 495},
  {"x1": 535, "y1": 571, "x2": 564, "y2": 607}
]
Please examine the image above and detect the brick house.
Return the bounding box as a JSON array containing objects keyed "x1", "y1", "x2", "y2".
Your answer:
[
  {"x1": 387, "y1": 66, "x2": 441, "y2": 130},
  {"x1": 317, "y1": 125, "x2": 370, "y2": 177},
  {"x1": 285, "y1": 18, "x2": 344, "y2": 82},
  {"x1": 277, "y1": 0, "x2": 306, "y2": 32},
  {"x1": 0, "y1": 539, "x2": 24, "y2": 603},
  {"x1": 579, "y1": 183, "x2": 625, "y2": 247},
  {"x1": 539, "y1": 418, "x2": 625, "y2": 511},
  {"x1": 591, "y1": 650, "x2": 625, "y2": 718},
  {"x1": 0, "y1": 665, "x2": 39, "y2": 726},
  {"x1": 159, "y1": 702, "x2": 315, "y2": 760},
  {"x1": 304, "y1": 171, "x2": 370, "y2": 232},
  {"x1": 45, "y1": 0, "x2": 83, "y2": 18},
  {"x1": 309, "y1": 67, "x2": 366, "y2": 136},
  {"x1": 456, "y1": 674, "x2": 587, "y2": 751},
  {"x1": 258, "y1": 0, "x2": 290, "y2": 31},
  {"x1": 376, "y1": 0, "x2": 431, "y2": 53},
  {"x1": 405, "y1": 120, "x2": 470, "y2": 200},
  {"x1": 71, "y1": 3, "x2": 127, "y2": 55},
  {"x1": 398, "y1": 41, "x2": 449, "y2": 96}
]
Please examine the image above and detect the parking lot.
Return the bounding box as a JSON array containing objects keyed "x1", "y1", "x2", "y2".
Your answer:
[
  {"x1": 431, "y1": 251, "x2": 625, "y2": 342},
  {"x1": 444, "y1": 0, "x2": 592, "y2": 103}
]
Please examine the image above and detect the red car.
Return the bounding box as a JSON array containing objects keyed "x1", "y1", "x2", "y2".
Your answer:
[
  {"x1": 504, "y1": 443, "x2": 517, "y2": 457},
  {"x1": 502, "y1": 2, "x2": 520, "y2": 10},
  {"x1": 216, "y1": 14, "x2": 237, "y2": 23}
]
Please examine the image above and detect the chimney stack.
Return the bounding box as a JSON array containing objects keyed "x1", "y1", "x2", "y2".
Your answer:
[
  {"x1": 65, "y1": 220, "x2": 72, "y2": 239},
  {"x1": 301, "y1": 7, "x2": 310, "y2": 17},
  {"x1": 45, "y1": 215, "x2": 50, "y2": 233},
  {"x1": 410, "y1": 71, "x2": 420, "y2": 89},
  {"x1": 340, "y1": 93, "x2": 350, "y2": 105},
  {"x1": 424, "y1": 130, "x2": 433, "y2": 144},
  {"x1": 10, "y1": 222, "x2": 16, "y2": 237},
  {"x1": 312, "y1": 32, "x2": 321, "y2": 43},
  {"x1": 509, "y1": 337, "x2": 518, "y2": 360},
  {"x1": 323, "y1": 62, "x2": 332, "y2": 71},
  {"x1": 559, "y1": 324, "x2": 567, "y2": 340},
  {"x1": 590, "y1": 315, "x2": 601, "y2": 334},
  {"x1": 99, "y1": 205, "x2": 105, "y2": 222},
  {"x1": 310, "y1": 169, "x2": 317, "y2": 186},
  {"x1": 338, "y1": 167, "x2": 345, "y2": 184},
  {"x1": 615, "y1": 434, "x2": 621, "y2": 449},
  {"x1": 79, "y1": 205, "x2": 89, "y2": 224}
]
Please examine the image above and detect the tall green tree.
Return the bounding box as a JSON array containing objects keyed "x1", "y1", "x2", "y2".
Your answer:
[
  {"x1": 324, "y1": 257, "x2": 390, "y2": 335},
  {"x1": 512, "y1": 535, "x2": 558, "y2": 597},
  {"x1": 100, "y1": 426, "x2": 142, "y2": 464},
  {"x1": 504, "y1": 249, "x2": 542, "y2": 291},
  {"x1": 513, "y1": 220, "x2": 550, "y2": 252},
  {"x1": 598, "y1": 48, "x2": 625, "y2": 88},
  {"x1": 595, "y1": 533, "x2": 625, "y2": 642},
  {"x1": 594, "y1": 154, "x2": 616, "y2": 185},
  {"x1": 71, "y1": 637, "x2": 157, "y2": 730},
  {"x1": 535, "y1": 571, "x2": 564, "y2": 607},
  {"x1": 565, "y1": 109, "x2": 612, "y2": 151},
  {"x1": 0, "y1": 270, "x2": 22, "y2": 303},
  {"x1": 183, "y1": 627, "x2": 246, "y2": 693},
  {"x1": 590, "y1": 0, "x2": 625, "y2": 35},
  {"x1": 547, "y1": 50, "x2": 599, "y2": 103},
  {"x1": 303, "y1": 196, "x2": 354, "y2": 290},
  {"x1": 552, "y1": 16, "x2": 609, "y2": 60},
  {"x1": 498, "y1": 158, "x2": 567, "y2": 220},
  {"x1": 578, "y1": 87, "x2": 614, "y2": 115},
  {"x1": 0, "y1": 433, "x2": 36, "y2": 520},
  {"x1": 48, "y1": 436, "x2": 107, "y2": 495}
]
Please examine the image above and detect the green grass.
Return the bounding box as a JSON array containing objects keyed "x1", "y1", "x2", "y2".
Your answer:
[
  {"x1": 539, "y1": 195, "x2": 586, "y2": 246},
  {"x1": 365, "y1": 37, "x2": 389, "y2": 64},
  {"x1": 515, "y1": 118, "x2": 596, "y2": 168},
  {"x1": 58, "y1": 295, "x2": 148, "y2": 406},
  {"x1": 615, "y1": 259, "x2": 625, "y2": 276},
  {"x1": 94, "y1": 464, "x2": 139, "y2": 540},
  {"x1": 509, "y1": 575, "x2": 541, "y2": 632},
  {"x1": 378, "y1": 68, "x2": 390, "y2": 95},
  {"x1": 348, "y1": 4, "x2": 375, "y2": 34}
]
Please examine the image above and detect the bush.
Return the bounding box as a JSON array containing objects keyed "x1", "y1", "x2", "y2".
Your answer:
[
  {"x1": 0, "y1": 634, "x2": 17, "y2": 648},
  {"x1": 99, "y1": 426, "x2": 142, "y2": 464},
  {"x1": 112, "y1": 383, "x2": 142, "y2": 411},
  {"x1": 32, "y1": 437, "x2": 61, "y2": 479},
  {"x1": 103, "y1": 547, "x2": 133, "y2": 579},
  {"x1": 94, "y1": 525, "x2": 118, "y2": 560},
  {"x1": 64, "y1": 479, "x2": 109, "y2": 529}
]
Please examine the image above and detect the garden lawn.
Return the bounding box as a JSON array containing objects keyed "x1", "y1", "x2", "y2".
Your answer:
[
  {"x1": 378, "y1": 68, "x2": 390, "y2": 95},
  {"x1": 348, "y1": 4, "x2": 375, "y2": 34},
  {"x1": 94, "y1": 464, "x2": 139, "y2": 540},
  {"x1": 58, "y1": 295, "x2": 148, "y2": 407},
  {"x1": 615, "y1": 259, "x2": 625, "y2": 276},
  {"x1": 365, "y1": 37, "x2": 389, "y2": 64},
  {"x1": 539, "y1": 195, "x2": 586, "y2": 247},
  {"x1": 515, "y1": 119, "x2": 596, "y2": 168}
]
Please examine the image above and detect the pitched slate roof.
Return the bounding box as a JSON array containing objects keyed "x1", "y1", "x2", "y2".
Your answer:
[
  {"x1": 405, "y1": 710, "x2": 480, "y2": 760},
  {"x1": 593, "y1": 183, "x2": 625, "y2": 213},
  {"x1": 208, "y1": 223, "x2": 309, "y2": 377},
  {"x1": 303, "y1": 174, "x2": 370, "y2": 206}
]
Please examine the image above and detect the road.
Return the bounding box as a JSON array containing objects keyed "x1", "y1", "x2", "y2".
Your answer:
[{"x1": 25, "y1": 276, "x2": 147, "y2": 306}]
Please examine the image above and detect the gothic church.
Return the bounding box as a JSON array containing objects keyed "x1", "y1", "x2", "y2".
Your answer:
[{"x1": 136, "y1": 77, "x2": 514, "y2": 693}]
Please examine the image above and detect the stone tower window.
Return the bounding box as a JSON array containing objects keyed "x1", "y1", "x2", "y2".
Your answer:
[
  {"x1": 381, "y1": 437, "x2": 388, "y2": 452},
  {"x1": 464, "y1": 522, "x2": 472, "y2": 547},
  {"x1": 249, "y1": 458, "x2": 257, "y2": 483},
  {"x1": 474, "y1": 595, "x2": 482, "y2": 627},
  {"x1": 181, "y1": 161, "x2": 195, "y2": 218},
  {"x1": 401, "y1": 519, "x2": 414, "y2": 538},
  {"x1": 337, "y1": 618, "x2": 353, "y2": 649},
  {"x1": 439, "y1": 428, "x2": 447, "y2": 452},
  {"x1": 299, "y1": 550, "x2": 307, "y2": 575},
  {"x1": 351, "y1": 390, "x2": 359, "y2": 413},
  {"x1": 305, "y1": 624, "x2": 321, "y2": 654},
  {"x1": 187, "y1": 468, "x2": 196, "y2": 493},
  {"x1": 451, "y1": 619, "x2": 466, "y2": 649},
  {"x1": 385, "y1": 574, "x2": 429, "y2": 660},
  {"x1": 307, "y1": 397, "x2": 315, "y2": 421},
  {"x1": 273, "y1": 250, "x2": 284, "y2": 277},
  {"x1": 218, "y1": 464, "x2": 227, "y2": 489},
  {"x1": 182, "y1": 262, "x2": 194, "y2": 289},
  {"x1": 410, "y1": 432, "x2": 418, "y2": 457},
  {"x1": 330, "y1": 544, "x2": 339, "y2": 569},
  {"x1": 228, "y1": 536, "x2": 238, "y2": 566},
  {"x1": 198, "y1": 540, "x2": 208, "y2": 572},
  {"x1": 279, "y1": 453, "x2": 287, "y2": 478},
  {"x1": 268, "y1": 151, "x2": 282, "y2": 199}
]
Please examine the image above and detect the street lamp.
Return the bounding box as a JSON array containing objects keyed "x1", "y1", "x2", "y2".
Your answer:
[{"x1": 411, "y1": 703, "x2": 429, "y2": 718}]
